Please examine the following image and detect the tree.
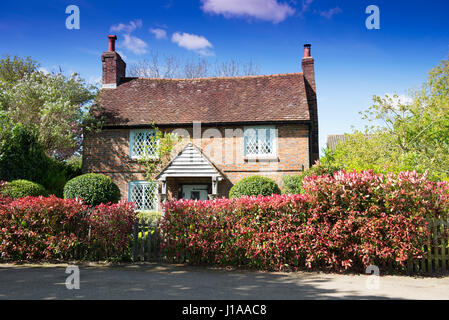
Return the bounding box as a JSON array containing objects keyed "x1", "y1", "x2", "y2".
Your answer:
[
  {"x1": 0, "y1": 55, "x2": 39, "y2": 85},
  {"x1": 0, "y1": 57, "x2": 98, "y2": 159},
  {"x1": 128, "y1": 51, "x2": 260, "y2": 79},
  {"x1": 0, "y1": 113, "x2": 50, "y2": 184},
  {"x1": 323, "y1": 57, "x2": 449, "y2": 181}
]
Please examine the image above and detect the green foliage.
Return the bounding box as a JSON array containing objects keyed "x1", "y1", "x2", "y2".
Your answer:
[
  {"x1": 42, "y1": 155, "x2": 83, "y2": 197},
  {"x1": 229, "y1": 175, "x2": 281, "y2": 198},
  {"x1": 0, "y1": 55, "x2": 39, "y2": 85},
  {"x1": 324, "y1": 57, "x2": 449, "y2": 181},
  {"x1": 0, "y1": 55, "x2": 99, "y2": 159},
  {"x1": 282, "y1": 161, "x2": 342, "y2": 194},
  {"x1": 0, "y1": 114, "x2": 82, "y2": 196},
  {"x1": 281, "y1": 175, "x2": 303, "y2": 195},
  {"x1": 136, "y1": 210, "x2": 162, "y2": 224},
  {"x1": 0, "y1": 114, "x2": 50, "y2": 184},
  {"x1": 138, "y1": 125, "x2": 181, "y2": 182},
  {"x1": 63, "y1": 173, "x2": 121, "y2": 206},
  {"x1": 1, "y1": 180, "x2": 48, "y2": 199}
]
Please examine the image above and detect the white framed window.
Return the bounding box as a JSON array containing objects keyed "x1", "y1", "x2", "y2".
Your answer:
[
  {"x1": 129, "y1": 129, "x2": 158, "y2": 159},
  {"x1": 244, "y1": 126, "x2": 277, "y2": 157},
  {"x1": 128, "y1": 181, "x2": 159, "y2": 212}
]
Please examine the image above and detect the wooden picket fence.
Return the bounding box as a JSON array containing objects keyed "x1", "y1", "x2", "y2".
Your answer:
[
  {"x1": 129, "y1": 218, "x2": 449, "y2": 273},
  {"x1": 131, "y1": 221, "x2": 161, "y2": 262},
  {"x1": 407, "y1": 218, "x2": 449, "y2": 274}
]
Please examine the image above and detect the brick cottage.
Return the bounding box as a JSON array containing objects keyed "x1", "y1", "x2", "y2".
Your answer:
[{"x1": 83, "y1": 35, "x2": 319, "y2": 211}]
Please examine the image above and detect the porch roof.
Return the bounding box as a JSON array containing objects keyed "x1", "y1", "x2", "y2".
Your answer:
[{"x1": 156, "y1": 143, "x2": 222, "y2": 181}]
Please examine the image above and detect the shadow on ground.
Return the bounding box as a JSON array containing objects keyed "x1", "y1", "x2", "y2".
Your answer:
[{"x1": 0, "y1": 263, "x2": 429, "y2": 300}]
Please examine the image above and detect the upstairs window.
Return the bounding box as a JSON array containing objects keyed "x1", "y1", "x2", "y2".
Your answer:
[
  {"x1": 129, "y1": 129, "x2": 158, "y2": 159},
  {"x1": 128, "y1": 181, "x2": 158, "y2": 212},
  {"x1": 244, "y1": 126, "x2": 277, "y2": 157}
]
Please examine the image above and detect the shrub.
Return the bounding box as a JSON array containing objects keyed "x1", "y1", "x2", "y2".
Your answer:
[
  {"x1": 229, "y1": 175, "x2": 281, "y2": 198},
  {"x1": 0, "y1": 196, "x2": 136, "y2": 262},
  {"x1": 63, "y1": 173, "x2": 121, "y2": 206},
  {"x1": 86, "y1": 201, "x2": 136, "y2": 261},
  {"x1": 161, "y1": 170, "x2": 449, "y2": 272},
  {"x1": 0, "y1": 196, "x2": 88, "y2": 261},
  {"x1": 0, "y1": 118, "x2": 50, "y2": 185},
  {"x1": 136, "y1": 210, "x2": 162, "y2": 224},
  {"x1": 42, "y1": 156, "x2": 82, "y2": 197},
  {"x1": 0, "y1": 181, "x2": 12, "y2": 205},
  {"x1": 281, "y1": 175, "x2": 303, "y2": 195},
  {"x1": 0, "y1": 116, "x2": 83, "y2": 197},
  {"x1": 282, "y1": 161, "x2": 342, "y2": 195},
  {"x1": 1, "y1": 179, "x2": 48, "y2": 199}
]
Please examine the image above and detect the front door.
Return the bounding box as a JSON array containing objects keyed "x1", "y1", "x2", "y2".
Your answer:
[{"x1": 181, "y1": 184, "x2": 209, "y2": 200}]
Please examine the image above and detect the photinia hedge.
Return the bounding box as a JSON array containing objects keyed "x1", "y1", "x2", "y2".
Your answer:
[
  {"x1": 86, "y1": 201, "x2": 136, "y2": 261},
  {"x1": 0, "y1": 196, "x2": 136, "y2": 262},
  {"x1": 161, "y1": 170, "x2": 449, "y2": 272}
]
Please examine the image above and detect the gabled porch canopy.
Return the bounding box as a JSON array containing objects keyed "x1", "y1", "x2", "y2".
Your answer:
[{"x1": 157, "y1": 143, "x2": 223, "y2": 198}]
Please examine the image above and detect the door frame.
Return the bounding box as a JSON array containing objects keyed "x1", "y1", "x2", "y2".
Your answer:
[{"x1": 178, "y1": 183, "x2": 212, "y2": 200}]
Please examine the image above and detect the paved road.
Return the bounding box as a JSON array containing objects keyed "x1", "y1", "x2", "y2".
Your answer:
[{"x1": 0, "y1": 263, "x2": 448, "y2": 300}]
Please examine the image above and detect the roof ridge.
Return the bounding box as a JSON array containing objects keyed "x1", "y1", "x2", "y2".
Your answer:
[{"x1": 128, "y1": 72, "x2": 303, "y2": 81}]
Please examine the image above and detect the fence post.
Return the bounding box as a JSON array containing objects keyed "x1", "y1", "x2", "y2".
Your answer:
[
  {"x1": 154, "y1": 222, "x2": 158, "y2": 258},
  {"x1": 141, "y1": 221, "x2": 146, "y2": 261},
  {"x1": 442, "y1": 218, "x2": 447, "y2": 272},
  {"x1": 132, "y1": 222, "x2": 139, "y2": 262},
  {"x1": 147, "y1": 223, "x2": 152, "y2": 259}
]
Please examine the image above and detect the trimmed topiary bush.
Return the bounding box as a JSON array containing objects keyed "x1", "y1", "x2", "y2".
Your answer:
[
  {"x1": 63, "y1": 173, "x2": 121, "y2": 206},
  {"x1": 229, "y1": 175, "x2": 281, "y2": 198},
  {"x1": 1, "y1": 180, "x2": 48, "y2": 199},
  {"x1": 281, "y1": 175, "x2": 303, "y2": 195}
]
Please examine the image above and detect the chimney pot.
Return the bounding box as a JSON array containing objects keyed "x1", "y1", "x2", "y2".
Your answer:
[
  {"x1": 304, "y1": 44, "x2": 311, "y2": 58},
  {"x1": 107, "y1": 35, "x2": 117, "y2": 52}
]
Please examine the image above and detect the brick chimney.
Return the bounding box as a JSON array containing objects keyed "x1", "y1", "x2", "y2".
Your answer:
[
  {"x1": 101, "y1": 35, "x2": 126, "y2": 89},
  {"x1": 302, "y1": 44, "x2": 319, "y2": 166}
]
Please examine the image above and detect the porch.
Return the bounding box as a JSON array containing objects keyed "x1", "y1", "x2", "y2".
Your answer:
[{"x1": 157, "y1": 143, "x2": 224, "y2": 201}]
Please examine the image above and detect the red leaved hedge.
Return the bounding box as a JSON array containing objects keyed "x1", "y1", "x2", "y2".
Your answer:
[
  {"x1": 161, "y1": 170, "x2": 449, "y2": 272},
  {"x1": 0, "y1": 196, "x2": 136, "y2": 262}
]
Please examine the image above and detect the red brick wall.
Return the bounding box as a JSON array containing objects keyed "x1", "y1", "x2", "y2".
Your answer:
[
  {"x1": 101, "y1": 52, "x2": 126, "y2": 86},
  {"x1": 83, "y1": 123, "x2": 310, "y2": 201}
]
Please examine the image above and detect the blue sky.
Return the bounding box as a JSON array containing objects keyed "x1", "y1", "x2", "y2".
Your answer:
[{"x1": 1, "y1": 0, "x2": 448, "y2": 152}]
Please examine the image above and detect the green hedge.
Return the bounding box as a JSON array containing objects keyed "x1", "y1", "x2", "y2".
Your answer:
[
  {"x1": 1, "y1": 180, "x2": 48, "y2": 199},
  {"x1": 282, "y1": 162, "x2": 343, "y2": 194},
  {"x1": 229, "y1": 175, "x2": 281, "y2": 198},
  {"x1": 63, "y1": 173, "x2": 121, "y2": 206},
  {"x1": 136, "y1": 210, "x2": 162, "y2": 224}
]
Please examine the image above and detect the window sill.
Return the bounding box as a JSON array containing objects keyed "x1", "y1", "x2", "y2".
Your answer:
[
  {"x1": 129, "y1": 156, "x2": 159, "y2": 162},
  {"x1": 244, "y1": 155, "x2": 279, "y2": 162}
]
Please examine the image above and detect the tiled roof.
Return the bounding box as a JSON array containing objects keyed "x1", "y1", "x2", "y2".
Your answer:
[{"x1": 96, "y1": 73, "x2": 311, "y2": 126}]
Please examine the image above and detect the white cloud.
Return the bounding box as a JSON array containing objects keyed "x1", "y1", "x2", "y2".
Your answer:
[
  {"x1": 171, "y1": 32, "x2": 214, "y2": 55},
  {"x1": 200, "y1": 0, "x2": 295, "y2": 23},
  {"x1": 38, "y1": 67, "x2": 50, "y2": 75},
  {"x1": 319, "y1": 7, "x2": 342, "y2": 19},
  {"x1": 122, "y1": 34, "x2": 148, "y2": 55},
  {"x1": 150, "y1": 28, "x2": 168, "y2": 39},
  {"x1": 301, "y1": 0, "x2": 314, "y2": 12},
  {"x1": 110, "y1": 19, "x2": 143, "y2": 33},
  {"x1": 109, "y1": 19, "x2": 148, "y2": 55}
]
